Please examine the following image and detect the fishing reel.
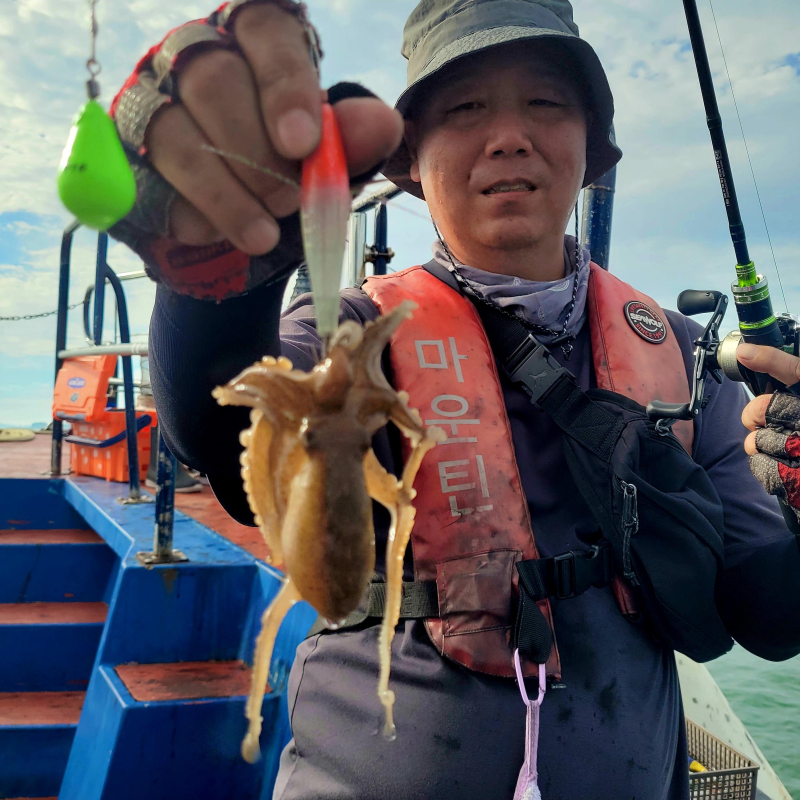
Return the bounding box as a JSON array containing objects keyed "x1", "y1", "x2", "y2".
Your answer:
[{"x1": 647, "y1": 289, "x2": 800, "y2": 428}]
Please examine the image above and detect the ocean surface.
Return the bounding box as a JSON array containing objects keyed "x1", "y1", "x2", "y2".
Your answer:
[{"x1": 707, "y1": 645, "x2": 800, "y2": 798}]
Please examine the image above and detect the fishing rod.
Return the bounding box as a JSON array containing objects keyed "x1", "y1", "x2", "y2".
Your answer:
[
  {"x1": 683, "y1": 0, "x2": 797, "y2": 389},
  {"x1": 648, "y1": 0, "x2": 800, "y2": 424},
  {"x1": 647, "y1": 0, "x2": 800, "y2": 533}
]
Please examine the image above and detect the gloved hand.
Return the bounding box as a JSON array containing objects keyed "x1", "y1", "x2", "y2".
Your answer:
[
  {"x1": 111, "y1": 0, "x2": 403, "y2": 299},
  {"x1": 738, "y1": 343, "x2": 800, "y2": 516}
]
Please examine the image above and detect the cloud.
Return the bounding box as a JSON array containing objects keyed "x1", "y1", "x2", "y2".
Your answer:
[
  {"x1": 1, "y1": 0, "x2": 799, "y2": 424},
  {"x1": 0, "y1": 216, "x2": 154, "y2": 360},
  {"x1": 312, "y1": 0, "x2": 358, "y2": 18}
]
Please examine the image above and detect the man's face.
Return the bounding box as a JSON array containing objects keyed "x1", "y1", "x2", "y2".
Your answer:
[{"x1": 408, "y1": 42, "x2": 588, "y2": 263}]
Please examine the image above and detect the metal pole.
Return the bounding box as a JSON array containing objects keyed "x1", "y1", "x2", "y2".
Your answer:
[
  {"x1": 373, "y1": 204, "x2": 389, "y2": 276},
  {"x1": 136, "y1": 429, "x2": 188, "y2": 566},
  {"x1": 59, "y1": 343, "x2": 148, "y2": 359},
  {"x1": 51, "y1": 221, "x2": 81, "y2": 476},
  {"x1": 580, "y1": 165, "x2": 616, "y2": 271},
  {"x1": 352, "y1": 183, "x2": 401, "y2": 213},
  {"x1": 104, "y1": 262, "x2": 143, "y2": 502},
  {"x1": 82, "y1": 285, "x2": 95, "y2": 343},
  {"x1": 93, "y1": 232, "x2": 108, "y2": 345},
  {"x1": 154, "y1": 431, "x2": 177, "y2": 556},
  {"x1": 346, "y1": 212, "x2": 368, "y2": 287}
]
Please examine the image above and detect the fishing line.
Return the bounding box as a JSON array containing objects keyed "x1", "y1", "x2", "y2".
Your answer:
[
  {"x1": 707, "y1": 0, "x2": 788, "y2": 313},
  {"x1": 389, "y1": 201, "x2": 433, "y2": 223},
  {"x1": 200, "y1": 145, "x2": 301, "y2": 188},
  {"x1": 200, "y1": 144, "x2": 396, "y2": 193}
]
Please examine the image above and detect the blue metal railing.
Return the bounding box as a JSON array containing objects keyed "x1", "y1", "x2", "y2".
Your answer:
[
  {"x1": 51, "y1": 221, "x2": 80, "y2": 476},
  {"x1": 103, "y1": 256, "x2": 142, "y2": 500},
  {"x1": 93, "y1": 233, "x2": 108, "y2": 346},
  {"x1": 371, "y1": 203, "x2": 390, "y2": 275},
  {"x1": 580, "y1": 165, "x2": 617, "y2": 271},
  {"x1": 52, "y1": 223, "x2": 184, "y2": 561}
]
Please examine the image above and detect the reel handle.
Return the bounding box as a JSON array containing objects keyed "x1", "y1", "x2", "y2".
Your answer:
[
  {"x1": 678, "y1": 290, "x2": 724, "y2": 317},
  {"x1": 646, "y1": 400, "x2": 693, "y2": 422}
]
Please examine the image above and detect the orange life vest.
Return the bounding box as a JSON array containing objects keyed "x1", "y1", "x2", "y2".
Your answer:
[{"x1": 362, "y1": 263, "x2": 692, "y2": 679}]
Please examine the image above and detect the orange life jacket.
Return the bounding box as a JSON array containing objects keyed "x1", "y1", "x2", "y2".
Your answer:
[{"x1": 362, "y1": 263, "x2": 692, "y2": 679}]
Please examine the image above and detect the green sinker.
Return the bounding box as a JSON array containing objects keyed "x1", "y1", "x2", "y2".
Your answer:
[
  {"x1": 57, "y1": 100, "x2": 136, "y2": 231},
  {"x1": 735, "y1": 261, "x2": 759, "y2": 287}
]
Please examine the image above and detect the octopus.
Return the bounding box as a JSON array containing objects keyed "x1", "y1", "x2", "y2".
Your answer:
[{"x1": 212, "y1": 301, "x2": 444, "y2": 763}]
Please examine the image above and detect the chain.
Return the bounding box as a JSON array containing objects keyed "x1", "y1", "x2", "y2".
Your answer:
[
  {"x1": 431, "y1": 208, "x2": 582, "y2": 360},
  {"x1": 558, "y1": 201, "x2": 582, "y2": 359},
  {"x1": 0, "y1": 301, "x2": 83, "y2": 322},
  {"x1": 86, "y1": 0, "x2": 101, "y2": 98}
]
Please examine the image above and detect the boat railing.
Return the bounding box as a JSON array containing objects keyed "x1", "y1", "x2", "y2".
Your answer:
[
  {"x1": 56, "y1": 343, "x2": 149, "y2": 359},
  {"x1": 52, "y1": 222, "x2": 185, "y2": 565},
  {"x1": 81, "y1": 269, "x2": 147, "y2": 346},
  {"x1": 46, "y1": 175, "x2": 617, "y2": 563}
]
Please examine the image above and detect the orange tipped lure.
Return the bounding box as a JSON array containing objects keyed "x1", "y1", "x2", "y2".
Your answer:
[{"x1": 301, "y1": 103, "x2": 351, "y2": 345}]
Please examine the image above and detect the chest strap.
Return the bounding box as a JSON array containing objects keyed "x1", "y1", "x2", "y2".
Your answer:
[
  {"x1": 310, "y1": 541, "x2": 615, "y2": 658},
  {"x1": 514, "y1": 541, "x2": 614, "y2": 660}
]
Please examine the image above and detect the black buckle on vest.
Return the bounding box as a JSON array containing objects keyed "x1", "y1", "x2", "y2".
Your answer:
[
  {"x1": 513, "y1": 543, "x2": 614, "y2": 663},
  {"x1": 516, "y1": 540, "x2": 615, "y2": 605},
  {"x1": 505, "y1": 337, "x2": 570, "y2": 408},
  {"x1": 552, "y1": 543, "x2": 614, "y2": 599}
]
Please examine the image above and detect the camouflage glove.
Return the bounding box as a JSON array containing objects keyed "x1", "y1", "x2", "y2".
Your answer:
[
  {"x1": 109, "y1": 0, "x2": 320, "y2": 300},
  {"x1": 749, "y1": 388, "x2": 800, "y2": 519}
]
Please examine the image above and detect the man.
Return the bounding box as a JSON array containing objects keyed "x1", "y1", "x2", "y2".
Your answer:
[{"x1": 110, "y1": 1, "x2": 800, "y2": 797}]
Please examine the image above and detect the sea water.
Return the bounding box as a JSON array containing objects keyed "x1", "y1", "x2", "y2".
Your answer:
[{"x1": 707, "y1": 645, "x2": 800, "y2": 798}]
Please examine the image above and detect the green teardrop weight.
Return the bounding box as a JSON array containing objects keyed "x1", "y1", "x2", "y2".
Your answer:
[{"x1": 57, "y1": 100, "x2": 136, "y2": 231}]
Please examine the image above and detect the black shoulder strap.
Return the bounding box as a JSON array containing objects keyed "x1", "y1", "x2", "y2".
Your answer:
[
  {"x1": 421, "y1": 258, "x2": 460, "y2": 292},
  {"x1": 422, "y1": 259, "x2": 622, "y2": 461},
  {"x1": 422, "y1": 259, "x2": 534, "y2": 364}
]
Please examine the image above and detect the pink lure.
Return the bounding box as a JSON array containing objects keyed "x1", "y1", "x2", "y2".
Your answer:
[{"x1": 300, "y1": 103, "x2": 351, "y2": 342}]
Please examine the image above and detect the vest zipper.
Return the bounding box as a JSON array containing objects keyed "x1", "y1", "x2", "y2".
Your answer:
[{"x1": 616, "y1": 478, "x2": 640, "y2": 586}]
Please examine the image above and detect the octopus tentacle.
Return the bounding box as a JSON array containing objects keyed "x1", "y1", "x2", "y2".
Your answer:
[
  {"x1": 239, "y1": 409, "x2": 283, "y2": 565},
  {"x1": 366, "y1": 428, "x2": 444, "y2": 737},
  {"x1": 353, "y1": 301, "x2": 417, "y2": 390},
  {"x1": 241, "y1": 577, "x2": 301, "y2": 764}
]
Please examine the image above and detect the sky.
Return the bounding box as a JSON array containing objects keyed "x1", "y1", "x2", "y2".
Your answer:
[{"x1": 0, "y1": 0, "x2": 799, "y2": 425}]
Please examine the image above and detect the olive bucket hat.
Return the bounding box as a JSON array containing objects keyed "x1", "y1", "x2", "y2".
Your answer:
[{"x1": 383, "y1": 0, "x2": 622, "y2": 199}]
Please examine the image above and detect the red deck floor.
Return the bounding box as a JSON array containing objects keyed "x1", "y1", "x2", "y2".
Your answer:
[
  {"x1": 115, "y1": 660, "x2": 255, "y2": 702},
  {"x1": 0, "y1": 435, "x2": 270, "y2": 562},
  {"x1": 0, "y1": 602, "x2": 108, "y2": 625},
  {"x1": 0, "y1": 691, "x2": 85, "y2": 725},
  {"x1": 0, "y1": 529, "x2": 103, "y2": 544}
]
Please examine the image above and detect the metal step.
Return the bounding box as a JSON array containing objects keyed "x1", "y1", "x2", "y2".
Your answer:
[
  {"x1": 0, "y1": 601, "x2": 107, "y2": 624},
  {"x1": 114, "y1": 659, "x2": 253, "y2": 702},
  {"x1": 0, "y1": 690, "x2": 85, "y2": 797},
  {"x1": 0, "y1": 602, "x2": 108, "y2": 692},
  {"x1": 0, "y1": 524, "x2": 114, "y2": 797},
  {"x1": 0, "y1": 529, "x2": 116, "y2": 603}
]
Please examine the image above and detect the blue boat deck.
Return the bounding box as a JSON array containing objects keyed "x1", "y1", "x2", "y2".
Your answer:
[{"x1": 0, "y1": 437, "x2": 316, "y2": 800}]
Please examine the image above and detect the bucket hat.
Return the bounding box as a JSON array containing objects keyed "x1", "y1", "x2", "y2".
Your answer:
[{"x1": 383, "y1": 0, "x2": 622, "y2": 199}]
